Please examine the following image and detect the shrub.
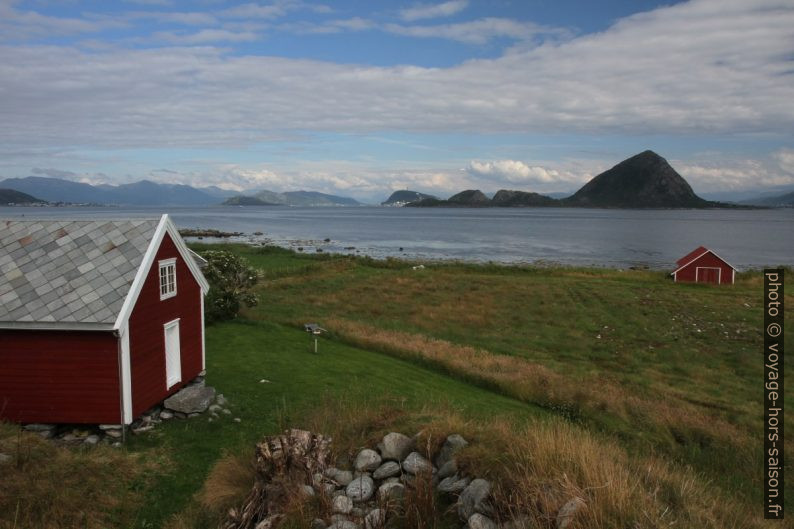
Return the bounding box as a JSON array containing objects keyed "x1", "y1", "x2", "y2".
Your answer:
[{"x1": 201, "y1": 250, "x2": 259, "y2": 323}]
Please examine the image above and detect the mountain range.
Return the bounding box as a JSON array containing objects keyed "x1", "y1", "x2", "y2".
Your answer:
[
  {"x1": 0, "y1": 176, "x2": 235, "y2": 206},
  {"x1": 0, "y1": 176, "x2": 361, "y2": 207},
  {"x1": 2, "y1": 152, "x2": 791, "y2": 208},
  {"x1": 408, "y1": 151, "x2": 751, "y2": 209}
]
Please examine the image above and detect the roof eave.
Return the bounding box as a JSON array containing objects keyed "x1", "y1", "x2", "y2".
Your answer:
[{"x1": 0, "y1": 321, "x2": 116, "y2": 332}]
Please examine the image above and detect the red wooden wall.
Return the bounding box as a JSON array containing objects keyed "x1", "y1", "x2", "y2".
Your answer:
[
  {"x1": 675, "y1": 252, "x2": 734, "y2": 284},
  {"x1": 128, "y1": 232, "x2": 203, "y2": 417},
  {"x1": 0, "y1": 330, "x2": 120, "y2": 424}
]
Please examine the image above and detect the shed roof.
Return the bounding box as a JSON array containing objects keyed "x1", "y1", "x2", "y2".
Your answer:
[
  {"x1": 672, "y1": 246, "x2": 736, "y2": 276},
  {"x1": 0, "y1": 218, "x2": 161, "y2": 330},
  {"x1": 675, "y1": 246, "x2": 709, "y2": 267}
]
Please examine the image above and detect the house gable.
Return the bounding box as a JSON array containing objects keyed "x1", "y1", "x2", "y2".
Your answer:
[
  {"x1": 113, "y1": 214, "x2": 209, "y2": 331},
  {"x1": 127, "y1": 230, "x2": 204, "y2": 417}
]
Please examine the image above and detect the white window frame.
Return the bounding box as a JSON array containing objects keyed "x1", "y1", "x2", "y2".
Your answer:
[
  {"x1": 164, "y1": 318, "x2": 182, "y2": 389},
  {"x1": 159, "y1": 258, "x2": 177, "y2": 300}
]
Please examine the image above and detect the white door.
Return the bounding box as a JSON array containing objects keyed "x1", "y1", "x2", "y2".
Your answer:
[{"x1": 164, "y1": 319, "x2": 182, "y2": 389}]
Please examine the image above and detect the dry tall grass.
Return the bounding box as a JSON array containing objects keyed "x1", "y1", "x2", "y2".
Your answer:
[
  {"x1": 304, "y1": 400, "x2": 768, "y2": 529},
  {"x1": 0, "y1": 423, "x2": 160, "y2": 529},
  {"x1": 169, "y1": 396, "x2": 771, "y2": 529},
  {"x1": 324, "y1": 317, "x2": 752, "y2": 455}
]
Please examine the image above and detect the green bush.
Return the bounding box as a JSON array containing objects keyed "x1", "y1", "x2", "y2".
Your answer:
[{"x1": 201, "y1": 250, "x2": 259, "y2": 323}]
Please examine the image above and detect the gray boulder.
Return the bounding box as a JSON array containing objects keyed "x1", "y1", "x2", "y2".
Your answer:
[
  {"x1": 301, "y1": 485, "x2": 316, "y2": 497},
  {"x1": 436, "y1": 434, "x2": 468, "y2": 468},
  {"x1": 377, "y1": 481, "x2": 405, "y2": 503},
  {"x1": 364, "y1": 508, "x2": 386, "y2": 529},
  {"x1": 346, "y1": 475, "x2": 375, "y2": 502},
  {"x1": 438, "y1": 474, "x2": 471, "y2": 494},
  {"x1": 372, "y1": 461, "x2": 401, "y2": 480},
  {"x1": 402, "y1": 452, "x2": 433, "y2": 475},
  {"x1": 163, "y1": 385, "x2": 216, "y2": 414},
  {"x1": 457, "y1": 478, "x2": 491, "y2": 520},
  {"x1": 311, "y1": 519, "x2": 327, "y2": 529},
  {"x1": 0, "y1": 453, "x2": 12, "y2": 465},
  {"x1": 378, "y1": 432, "x2": 414, "y2": 461},
  {"x1": 333, "y1": 494, "x2": 354, "y2": 514},
  {"x1": 437, "y1": 459, "x2": 458, "y2": 479},
  {"x1": 467, "y1": 513, "x2": 496, "y2": 529},
  {"x1": 328, "y1": 521, "x2": 359, "y2": 529},
  {"x1": 355, "y1": 449, "x2": 382, "y2": 472},
  {"x1": 556, "y1": 497, "x2": 586, "y2": 529},
  {"x1": 23, "y1": 423, "x2": 55, "y2": 432},
  {"x1": 326, "y1": 467, "x2": 354, "y2": 486}
]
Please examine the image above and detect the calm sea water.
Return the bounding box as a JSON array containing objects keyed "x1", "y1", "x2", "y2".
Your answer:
[{"x1": 2, "y1": 205, "x2": 792, "y2": 269}]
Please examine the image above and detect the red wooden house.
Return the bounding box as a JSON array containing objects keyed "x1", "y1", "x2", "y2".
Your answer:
[
  {"x1": 671, "y1": 246, "x2": 736, "y2": 285},
  {"x1": 0, "y1": 215, "x2": 209, "y2": 425}
]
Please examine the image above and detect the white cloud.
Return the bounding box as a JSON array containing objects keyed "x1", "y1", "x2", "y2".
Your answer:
[
  {"x1": 127, "y1": 11, "x2": 219, "y2": 26},
  {"x1": 467, "y1": 160, "x2": 560, "y2": 183},
  {"x1": 31, "y1": 167, "x2": 78, "y2": 179},
  {"x1": 678, "y1": 157, "x2": 794, "y2": 191},
  {"x1": 123, "y1": 0, "x2": 174, "y2": 6},
  {"x1": 400, "y1": 1, "x2": 468, "y2": 22},
  {"x1": 1, "y1": 0, "x2": 790, "y2": 153},
  {"x1": 0, "y1": 1, "x2": 123, "y2": 40},
  {"x1": 384, "y1": 17, "x2": 563, "y2": 45},
  {"x1": 221, "y1": 1, "x2": 330, "y2": 20},
  {"x1": 0, "y1": 0, "x2": 792, "y2": 198},
  {"x1": 152, "y1": 28, "x2": 260, "y2": 44},
  {"x1": 774, "y1": 148, "x2": 794, "y2": 174}
]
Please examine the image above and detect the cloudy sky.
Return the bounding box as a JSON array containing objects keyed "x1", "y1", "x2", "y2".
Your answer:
[{"x1": 1, "y1": 0, "x2": 793, "y2": 202}]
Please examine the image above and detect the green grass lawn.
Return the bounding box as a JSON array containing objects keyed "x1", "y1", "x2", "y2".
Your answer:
[{"x1": 128, "y1": 319, "x2": 544, "y2": 528}]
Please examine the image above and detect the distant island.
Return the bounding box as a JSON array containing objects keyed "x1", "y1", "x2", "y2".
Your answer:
[
  {"x1": 741, "y1": 191, "x2": 794, "y2": 208},
  {"x1": 222, "y1": 196, "x2": 282, "y2": 206},
  {"x1": 223, "y1": 190, "x2": 362, "y2": 207},
  {"x1": 0, "y1": 188, "x2": 48, "y2": 206},
  {"x1": 407, "y1": 150, "x2": 750, "y2": 209},
  {"x1": 381, "y1": 190, "x2": 438, "y2": 206}
]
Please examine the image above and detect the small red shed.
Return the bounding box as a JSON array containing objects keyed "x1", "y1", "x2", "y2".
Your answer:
[
  {"x1": 0, "y1": 214, "x2": 209, "y2": 425},
  {"x1": 671, "y1": 246, "x2": 736, "y2": 285}
]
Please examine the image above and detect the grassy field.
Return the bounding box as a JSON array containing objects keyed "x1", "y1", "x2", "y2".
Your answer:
[
  {"x1": 223, "y1": 244, "x2": 792, "y2": 518},
  {"x1": 1, "y1": 244, "x2": 790, "y2": 528}
]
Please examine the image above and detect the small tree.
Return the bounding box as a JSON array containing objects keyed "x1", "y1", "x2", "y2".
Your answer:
[{"x1": 201, "y1": 250, "x2": 259, "y2": 323}]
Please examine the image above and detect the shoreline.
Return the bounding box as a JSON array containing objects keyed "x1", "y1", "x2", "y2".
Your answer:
[{"x1": 185, "y1": 234, "x2": 695, "y2": 273}]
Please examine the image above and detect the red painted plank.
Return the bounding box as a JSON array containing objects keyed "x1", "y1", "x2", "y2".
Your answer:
[{"x1": 0, "y1": 330, "x2": 120, "y2": 424}]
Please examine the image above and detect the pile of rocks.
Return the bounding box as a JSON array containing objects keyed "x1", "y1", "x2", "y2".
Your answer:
[
  {"x1": 311, "y1": 431, "x2": 503, "y2": 529},
  {"x1": 227, "y1": 430, "x2": 585, "y2": 529},
  {"x1": 20, "y1": 375, "x2": 236, "y2": 446}
]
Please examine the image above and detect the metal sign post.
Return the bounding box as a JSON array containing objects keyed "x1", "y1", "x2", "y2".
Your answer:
[{"x1": 304, "y1": 323, "x2": 326, "y2": 353}]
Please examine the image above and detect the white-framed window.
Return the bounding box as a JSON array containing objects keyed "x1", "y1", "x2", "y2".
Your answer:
[{"x1": 159, "y1": 258, "x2": 177, "y2": 300}]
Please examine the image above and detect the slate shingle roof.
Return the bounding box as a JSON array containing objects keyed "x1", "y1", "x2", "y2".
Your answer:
[{"x1": 0, "y1": 218, "x2": 161, "y2": 328}]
